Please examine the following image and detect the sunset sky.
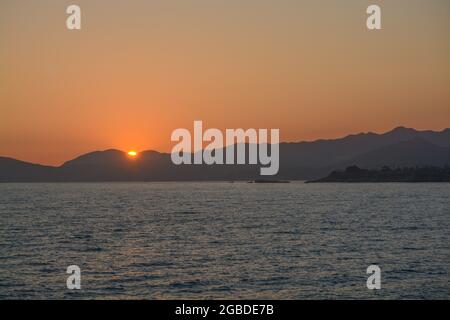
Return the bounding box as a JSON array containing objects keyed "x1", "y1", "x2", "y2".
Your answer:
[{"x1": 1, "y1": 0, "x2": 449, "y2": 165}]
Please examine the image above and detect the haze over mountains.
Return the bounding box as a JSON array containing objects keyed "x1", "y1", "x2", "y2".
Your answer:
[{"x1": 1, "y1": 127, "x2": 449, "y2": 182}]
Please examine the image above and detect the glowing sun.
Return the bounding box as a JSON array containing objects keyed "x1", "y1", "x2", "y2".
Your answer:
[{"x1": 127, "y1": 150, "x2": 138, "y2": 157}]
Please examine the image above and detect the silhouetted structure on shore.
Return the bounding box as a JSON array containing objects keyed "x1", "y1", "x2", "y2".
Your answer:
[{"x1": 308, "y1": 165, "x2": 450, "y2": 183}]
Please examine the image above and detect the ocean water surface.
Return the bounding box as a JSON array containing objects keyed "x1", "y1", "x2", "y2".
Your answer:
[{"x1": 0, "y1": 182, "x2": 449, "y2": 299}]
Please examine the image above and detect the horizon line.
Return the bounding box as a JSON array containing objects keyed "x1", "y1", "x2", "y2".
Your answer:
[{"x1": 1, "y1": 125, "x2": 449, "y2": 167}]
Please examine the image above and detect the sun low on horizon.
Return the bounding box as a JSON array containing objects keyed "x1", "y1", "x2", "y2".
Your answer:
[{"x1": 127, "y1": 150, "x2": 138, "y2": 158}]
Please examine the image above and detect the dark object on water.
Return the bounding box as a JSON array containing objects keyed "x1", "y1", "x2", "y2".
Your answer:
[
  {"x1": 306, "y1": 165, "x2": 450, "y2": 183},
  {"x1": 252, "y1": 179, "x2": 290, "y2": 183}
]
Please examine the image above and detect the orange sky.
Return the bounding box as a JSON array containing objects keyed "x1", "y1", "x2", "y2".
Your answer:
[{"x1": 1, "y1": 0, "x2": 450, "y2": 165}]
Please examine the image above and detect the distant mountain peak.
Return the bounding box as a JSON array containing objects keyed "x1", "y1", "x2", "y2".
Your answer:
[
  {"x1": 61, "y1": 149, "x2": 127, "y2": 167},
  {"x1": 386, "y1": 126, "x2": 417, "y2": 134}
]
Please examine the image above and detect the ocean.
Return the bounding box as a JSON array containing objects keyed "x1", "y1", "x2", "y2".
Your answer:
[{"x1": 0, "y1": 182, "x2": 449, "y2": 299}]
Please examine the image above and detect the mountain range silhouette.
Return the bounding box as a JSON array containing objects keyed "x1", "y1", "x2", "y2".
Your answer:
[{"x1": 1, "y1": 127, "x2": 449, "y2": 182}]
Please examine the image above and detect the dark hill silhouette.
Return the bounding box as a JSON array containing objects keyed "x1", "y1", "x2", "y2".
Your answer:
[
  {"x1": 1, "y1": 126, "x2": 449, "y2": 182},
  {"x1": 0, "y1": 157, "x2": 57, "y2": 182},
  {"x1": 332, "y1": 137, "x2": 450, "y2": 169},
  {"x1": 61, "y1": 149, "x2": 127, "y2": 167},
  {"x1": 279, "y1": 126, "x2": 450, "y2": 168}
]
